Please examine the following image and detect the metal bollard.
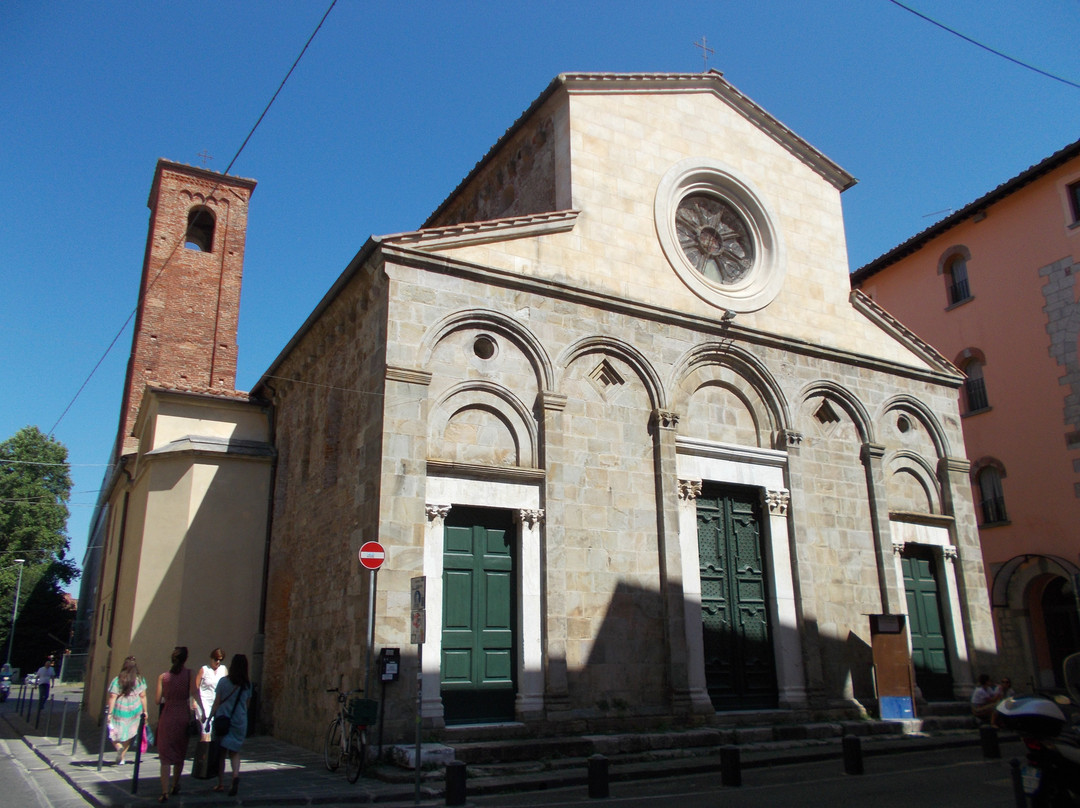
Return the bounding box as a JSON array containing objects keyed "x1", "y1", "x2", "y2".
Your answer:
[
  {"x1": 720, "y1": 745, "x2": 742, "y2": 787},
  {"x1": 131, "y1": 714, "x2": 145, "y2": 795},
  {"x1": 72, "y1": 705, "x2": 82, "y2": 756},
  {"x1": 979, "y1": 724, "x2": 1001, "y2": 758},
  {"x1": 57, "y1": 698, "x2": 69, "y2": 745},
  {"x1": 1008, "y1": 758, "x2": 1026, "y2": 808},
  {"x1": 842, "y1": 734, "x2": 863, "y2": 775},
  {"x1": 445, "y1": 759, "x2": 467, "y2": 806},
  {"x1": 588, "y1": 754, "x2": 609, "y2": 799}
]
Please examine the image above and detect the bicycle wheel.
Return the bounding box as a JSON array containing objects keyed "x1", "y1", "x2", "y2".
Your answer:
[
  {"x1": 345, "y1": 727, "x2": 366, "y2": 783},
  {"x1": 324, "y1": 718, "x2": 343, "y2": 771}
]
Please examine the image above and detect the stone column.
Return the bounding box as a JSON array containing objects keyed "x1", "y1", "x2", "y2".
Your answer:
[
  {"x1": 939, "y1": 455, "x2": 991, "y2": 695},
  {"x1": 422, "y1": 503, "x2": 451, "y2": 724},
  {"x1": 539, "y1": 392, "x2": 570, "y2": 713},
  {"x1": 777, "y1": 429, "x2": 823, "y2": 705},
  {"x1": 653, "y1": 409, "x2": 700, "y2": 715},
  {"x1": 764, "y1": 488, "x2": 807, "y2": 707},
  {"x1": 676, "y1": 477, "x2": 714, "y2": 713},
  {"x1": 861, "y1": 442, "x2": 903, "y2": 615},
  {"x1": 516, "y1": 507, "x2": 545, "y2": 717}
]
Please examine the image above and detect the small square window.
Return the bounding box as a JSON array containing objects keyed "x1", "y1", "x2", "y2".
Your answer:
[{"x1": 1068, "y1": 181, "x2": 1080, "y2": 224}]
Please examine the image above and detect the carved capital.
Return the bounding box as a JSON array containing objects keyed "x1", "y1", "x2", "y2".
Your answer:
[
  {"x1": 861, "y1": 442, "x2": 887, "y2": 463},
  {"x1": 678, "y1": 478, "x2": 703, "y2": 501},
  {"x1": 654, "y1": 409, "x2": 680, "y2": 430},
  {"x1": 518, "y1": 508, "x2": 545, "y2": 528},
  {"x1": 892, "y1": 541, "x2": 907, "y2": 556},
  {"x1": 540, "y1": 392, "x2": 568, "y2": 412},
  {"x1": 942, "y1": 545, "x2": 958, "y2": 562},
  {"x1": 425, "y1": 504, "x2": 452, "y2": 523},
  {"x1": 777, "y1": 429, "x2": 803, "y2": 449},
  {"x1": 766, "y1": 489, "x2": 790, "y2": 516}
]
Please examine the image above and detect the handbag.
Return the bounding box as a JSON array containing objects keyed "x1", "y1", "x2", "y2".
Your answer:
[
  {"x1": 187, "y1": 713, "x2": 202, "y2": 736},
  {"x1": 211, "y1": 685, "x2": 242, "y2": 738},
  {"x1": 192, "y1": 737, "x2": 221, "y2": 780}
]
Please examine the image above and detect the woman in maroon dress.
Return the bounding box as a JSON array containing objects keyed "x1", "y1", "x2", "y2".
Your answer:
[{"x1": 154, "y1": 647, "x2": 195, "y2": 802}]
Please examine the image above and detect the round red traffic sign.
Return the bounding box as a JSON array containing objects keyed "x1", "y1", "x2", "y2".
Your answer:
[{"x1": 358, "y1": 541, "x2": 386, "y2": 570}]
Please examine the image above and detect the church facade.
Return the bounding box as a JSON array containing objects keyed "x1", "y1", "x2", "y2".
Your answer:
[{"x1": 253, "y1": 73, "x2": 996, "y2": 744}]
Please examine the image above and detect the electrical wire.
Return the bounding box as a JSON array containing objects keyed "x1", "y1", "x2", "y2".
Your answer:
[
  {"x1": 886, "y1": 0, "x2": 1080, "y2": 90},
  {"x1": 46, "y1": 0, "x2": 339, "y2": 438}
]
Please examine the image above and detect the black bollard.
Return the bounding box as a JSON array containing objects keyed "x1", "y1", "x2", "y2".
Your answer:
[
  {"x1": 979, "y1": 724, "x2": 1001, "y2": 758},
  {"x1": 445, "y1": 760, "x2": 467, "y2": 806},
  {"x1": 842, "y1": 734, "x2": 863, "y2": 775},
  {"x1": 57, "y1": 698, "x2": 68, "y2": 744},
  {"x1": 720, "y1": 745, "x2": 742, "y2": 787},
  {"x1": 1009, "y1": 759, "x2": 1027, "y2": 808},
  {"x1": 132, "y1": 714, "x2": 145, "y2": 795},
  {"x1": 588, "y1": 754, "x2": 609, "y2": 799}
]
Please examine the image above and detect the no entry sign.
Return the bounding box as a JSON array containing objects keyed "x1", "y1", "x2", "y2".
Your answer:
[{"x1": 358, "y1": 541, "x2": 386, "y2": 570}]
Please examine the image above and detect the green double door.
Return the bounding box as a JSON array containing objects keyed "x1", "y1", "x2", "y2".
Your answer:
[
  {"x1": 697, "y1": 485, "x2": 778, "y2": 710},
  {"x1": 902, "y1": 549, "x2": 953, "y2": 700},
  {"x1": 441, "y1": 506, "x2": 516, "y2": 724}
]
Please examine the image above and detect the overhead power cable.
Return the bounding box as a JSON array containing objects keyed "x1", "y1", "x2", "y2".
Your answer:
[
  {"x1": 887, "y1": 0, "x2": 1080, "y2": 90},
  {"x1": 47, "y1": 0, "x2": 339, "y2": 438}
]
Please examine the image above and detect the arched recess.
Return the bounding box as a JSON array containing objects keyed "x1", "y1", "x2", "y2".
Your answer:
[
  {"x1": 883, "y1": 449, "x2": 941, "y2": 515},
  {"x1": 876, "y1": 395, "x2": 952, "y2": 459},
  {"x1": 428, "y1": 381, "x2": 538, "y2": 468},
  {"x1": 937, "y1": 245, "x2": 972, "y2": 276},
  {"x1": 797, "y1": 380, "x2": 874, "y2": 445},
  {"x1": 557, "y1": 336, "x2": 666, "y2": 411},
  {"x1": 420, "y1": 308, "x2": 554, "y2": 392},
  {"x1": 669, "y1": 342, "x2": 789, "y2": 447}
]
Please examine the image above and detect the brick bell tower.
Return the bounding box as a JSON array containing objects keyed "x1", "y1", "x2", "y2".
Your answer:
[{"x1": 116, "y1": 160, "x2": 257, "y2": 456}]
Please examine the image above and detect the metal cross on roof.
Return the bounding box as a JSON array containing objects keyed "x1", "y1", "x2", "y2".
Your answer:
[
  {"x1": 693, "y1": 36, "x2": 715, "y2": 72},
  {"x1": 196, "y1": 150, "x2": 213, "y2": 167}
]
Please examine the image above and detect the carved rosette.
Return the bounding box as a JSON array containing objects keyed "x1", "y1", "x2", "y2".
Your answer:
[
  {"x1": 678, "y1": 478, "x2": 703, "y2": 501},
  {"x1": 425, "y1": 504, "x2": 452, "y2": 523},
  {"x1": 765, "y1": 489, "x2": 790, "y2": 516},
  {"x1": 518, "y1": 509, "x2": 545, "y2": 528}
]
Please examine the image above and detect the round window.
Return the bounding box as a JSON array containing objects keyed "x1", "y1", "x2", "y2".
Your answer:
[{"x1": 655, "y1": 158, "x2": 784, "y2": 313}]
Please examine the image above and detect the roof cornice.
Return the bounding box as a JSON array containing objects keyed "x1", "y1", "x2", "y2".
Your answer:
[{"x1": 853, "y1": 136, "x2": 1080, "y2": 283}]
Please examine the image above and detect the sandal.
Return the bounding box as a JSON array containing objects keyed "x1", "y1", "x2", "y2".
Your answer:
[
  {"x1": 211, "y1": 784, "x2": 225, "y2": 792},
  {"x1": 170, "y1": 784, "x2": 180, "y2": 795},
  {"x1": 158, "y1": 796, "x2": 168, "y2": 804},
  {"x1": 228, "y1": 778, "x2": 239, "y2": 796}
]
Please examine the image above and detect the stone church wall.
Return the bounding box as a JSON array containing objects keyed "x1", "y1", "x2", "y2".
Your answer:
[{"x1": 261, "y1": 263, "x2": 390, "y2": 747}]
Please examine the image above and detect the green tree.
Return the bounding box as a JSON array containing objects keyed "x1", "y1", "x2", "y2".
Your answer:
[{"x1": 0, "y1": 426, "x2": 79, "y2": 672}]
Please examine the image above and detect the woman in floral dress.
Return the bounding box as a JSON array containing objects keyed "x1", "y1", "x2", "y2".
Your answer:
[{"x1": 105, "y1": 656, "x2": 147, "y2": 765}]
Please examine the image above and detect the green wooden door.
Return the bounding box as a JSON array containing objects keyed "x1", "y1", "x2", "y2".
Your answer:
[
  {"x1": 902, "y1": 550, "x2": 953, "y2": 700},
  {"x1": 697, "y1": 485, "x2": 777, "y2": 709},
  {"x1": 441, "y1": 506, "x2": 516, "y2": 724}
]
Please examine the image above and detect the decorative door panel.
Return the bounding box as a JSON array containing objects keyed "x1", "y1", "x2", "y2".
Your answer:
[
  {"x1": 902, "y1": 550, "x2": 953, "y2": 700},
  {"x1": 697, "y1": 485, "x2": 777, "y2": 709}
]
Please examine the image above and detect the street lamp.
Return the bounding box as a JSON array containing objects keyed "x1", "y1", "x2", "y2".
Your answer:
[{"x1": 5, "y1": 560, "x2": 26, "y2": 667}]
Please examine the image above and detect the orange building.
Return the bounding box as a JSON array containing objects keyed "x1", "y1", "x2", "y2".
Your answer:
[{"x1": 852, "y1": 140, "x2": 1080, "y2": 690}]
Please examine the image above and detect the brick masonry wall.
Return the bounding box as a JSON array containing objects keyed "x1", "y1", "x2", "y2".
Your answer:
[{"x1": 118, "y1": 162, "x2": 253, "y2": 455}]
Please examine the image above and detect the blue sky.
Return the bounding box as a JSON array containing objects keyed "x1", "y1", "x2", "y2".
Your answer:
[{"x1": 3, "y1": 1, "x2": 1079, "y2": 594}]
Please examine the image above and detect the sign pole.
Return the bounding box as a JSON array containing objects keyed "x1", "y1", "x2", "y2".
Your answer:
[
  {"x1": 358, "y1": 541, "x2": 387, "y2": 696},
  {"x1": 410, "y1": 576, "x2": 426, "y2": 805},
  {"x1": 365, "y1": 568, "x2": 377, "y2": 695}
]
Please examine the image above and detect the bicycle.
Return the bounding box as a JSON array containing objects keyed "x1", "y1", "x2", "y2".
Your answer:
[{"x1": 323, "y1": 687, "x2": 378, "y2": 783}]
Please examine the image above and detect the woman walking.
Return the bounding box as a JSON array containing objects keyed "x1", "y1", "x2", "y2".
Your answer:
[
  {"x1": 154, "y1": 647, "x2": 196, "y2": 803},
  {"x1": 105, "y1": 656, "x2": 148, "y2": 765},
  {"x1": 193, "y1": 648, "x2": 227, "y2": 724},
  {"x1": 211, "y1": 653, "x2": 252, "y2": 796}
]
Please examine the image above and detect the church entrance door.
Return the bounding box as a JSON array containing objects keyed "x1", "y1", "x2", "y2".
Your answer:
[
  {"x1": 440, "y1": 506, "x2": 516, "y2": 724},
  {"x1": 697, "y1": 484, "x2": 778, "y2": 710},
  {"x1": 902, "y1": 548, "x2": 953, "y2": 700}
]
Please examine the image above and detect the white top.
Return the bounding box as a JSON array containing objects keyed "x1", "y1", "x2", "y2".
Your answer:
[
  {"x1": 35, "y1": 664, "x2": 56, "y2": 685},
  {"x1": 197, "y1": 663, "x2": 228, "y2": 720}
]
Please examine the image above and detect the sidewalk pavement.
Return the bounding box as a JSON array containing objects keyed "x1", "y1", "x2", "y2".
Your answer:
[
  {"x1": 2, "y1": 681, "x2": 1012, "y2": 808},
  {"x1": 2, "y1": 682, "x2": 440, "y2": 807}
]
